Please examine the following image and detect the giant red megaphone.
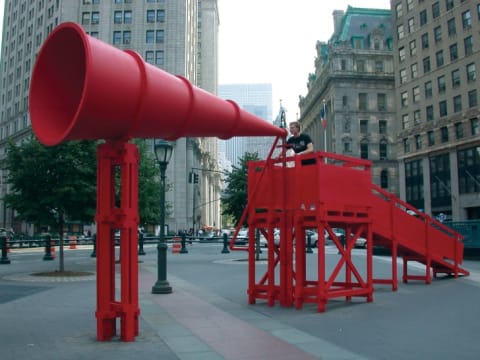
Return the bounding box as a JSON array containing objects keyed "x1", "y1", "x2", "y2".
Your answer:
[{"x1": 29, "y1": 22, "x2": 286, "y2": 146}]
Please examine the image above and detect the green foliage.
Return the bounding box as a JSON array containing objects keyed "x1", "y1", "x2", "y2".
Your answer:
[
  {"x1": 221, "y1": 152, "x2": 260, "y2": 226},
  {"x1": 4, "y1": 137, "x2": 97, "y2": 229}
]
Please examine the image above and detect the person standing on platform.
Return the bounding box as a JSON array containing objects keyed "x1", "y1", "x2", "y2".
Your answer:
[{"x1": 287, "y1": 121, "x2": 315, "y2": 164}]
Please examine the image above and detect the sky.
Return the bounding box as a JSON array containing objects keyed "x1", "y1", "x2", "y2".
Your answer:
[
  {"x1": 0, "y1": 0, "x2": 391, "y2": 121},
  {"x1": 217, "y1": 0, "x2": 390, "y2": 121}
]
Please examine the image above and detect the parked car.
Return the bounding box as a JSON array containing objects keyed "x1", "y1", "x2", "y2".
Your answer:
[
  {"x1": 259, "y1": 229, "x2": 319, "y2": 248},
  {"x1": 325, "y1": 228, "x2": 367, "y2": 248}
]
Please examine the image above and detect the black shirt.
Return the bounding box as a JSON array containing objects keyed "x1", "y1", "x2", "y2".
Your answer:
[{"x1": 287, "y1": 133, "x2": 316, "y2": 165}]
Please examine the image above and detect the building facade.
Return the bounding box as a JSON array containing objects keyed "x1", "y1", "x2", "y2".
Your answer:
[
  {"x1": 299, "y1": 7, "x2": 398, "y2": 195},
  {"x1": 0, "y1": 0, "x2": 222, "y2": 234},
  {"x1": 392, "y1": 0, "x2": 480, "y2": 220}
]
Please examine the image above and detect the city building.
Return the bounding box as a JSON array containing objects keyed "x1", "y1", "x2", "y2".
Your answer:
[
  {"x1": 299, "y1": 7, "x2": 398, "y2": 195},
  {"x1": 0, "y1": 0, "x2": 221, "y2": 234},
  {"x1": 392, "y1": 0, "x2": 480, "y2": 220},
  {"x1": 218, "y1": 83, "x2": 275, "y2": 166}
]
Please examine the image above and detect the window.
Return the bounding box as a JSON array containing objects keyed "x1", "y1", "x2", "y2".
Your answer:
[
  {"x1": 441, "y1": 126, "x2": 449, "y2": 142},
  {"x1": 157, "y1": 10, "x2": 165, "y2": 22},
  {"x1": 91, "y1": 12, "x2": 100, "y2": 24},
  {"x1": 462, "y1": 10, "x2": 472, "y2": 29},
  {"x1": 400, "y1": 69, "x2": 407, "y2": 84},
  {"x1": 341, "y1": 59, "x2": 347, "y2": 70},
  {"x1": 466, "y1": 63, "x2": 476, "y2": 82},
  {"x1": 342, "y1": 95, "x2": 348, "y2": 106},
  {"x1": 423, "y1": 57, "x2": 431, "y2": 73},
  {"x1": 451, "y1": 69, "x2": 461, "y2": 87},
  {"x1": 420, "y1": 10, "x2": 428, "y2": 26},
  {"x1": 147, "y1": 10, "x2": 155, "y2": 23},
  {"x1": 114, "y1": 11, "x2": 122, "y2": 24},
  {"x1": 375, "y1": 61, "x2": 384, "y2": 73},
  {"x1": 426, "y1": 105, "x2": 434, "y2": 121},
  {"x1": 409, "y1": 40, "x2": 417, "y2": 56},
  {"x1": 359, "y1": 93, "x2": 367, "y2": 111},
  {"x1": 343, "y1": 142, "x2": 351, "y2": 153},
  {"x1": 413, "y1": 86, "x2": 420, "y2": 103},
  {"x1": 377, "y1": 93, "x2": 386, "y2": 111},
  {"x1": 446, "y1": 0, "x2": 454, "y2": 11},
  {"x1": 408, "y1": 17, "x2": 415, "y2": 33},
  {"x1": 455, "y1": 122, "x2": 464, "y2": 139},
  {"x1": 379, "y1": 120, "x2": 387, "y2": 134},
  {"x1": 464, "y1": 36, "x2": 473, "y2": 56},
  {"x1": 156, "y1": 30, "x2": 164, "y2": 43},
  {"x1": 413, "y1": 110, "x2": 421, "y2": 125},
  {"x1": 403, "y1": 138, "x2": 410, "y2": 153},
  {"x1": 380, "y1": 170, "x2": 389, "y2": 188},
  {"x1": 439, "y1": 100, "x2": 448, "y2": 117},
  {"x1": 397, "y1": 24, "x2": 405, "y2": 40},
  {"x1": 436, "y1": 50, "x2": 444, "y2": 67},
  {"x1": 402, "y1": 114, "x2": 409, "y2": 129},
  {"x1": 438, "y1": 75, "x2": 446, "y2": 93},
  {"x1": 146, "y1": 30, "x2": 154, "y2": 43},
  {"x1": 360, "y1": 141, "x2": 369, "y2": 159},
  {"x1": 82, "y1": 12, "x2": 90, "y2": 25},
  {"x1": 396, "y1": 3, "x2": 403, "y2": 18},
  {"x1": 468, "y1": 89, "x2": 478, "y2": 107},
  {"x1": 411, "y1": 63, "x2": 418, "y2": 78},
  {"x1": 407, "y1": 0, "x2": 414, "y2": 11},
  {"x1": 356, "y1": 59, "x2": 365, "y2": 72},
  {"x1": 145, "y1": 50, "x2": 154, "y2": 64},
  {"x1": 425, "y1": 81, "x2": 433, "y2": 98},
  {"x1": 360, "y1": 120, "x2": 368, "y2": 134},
  {"x1": 450, "y1": 43, "x2": 458, "y2": 61},
  {"x1": 399, "y1": 47, "x2": 406, "y2": 62},
  {"x1": 401, "y1": 91, "x2": 408, "y2": 107},
  {"x1": 448, "y1": 18, "x2": 456, "y2": 36},
  {"x1": 124, "y1": 10, "x2": 132, "y2": 24},
  {"x1": 428, "y1": 130, "x2": 435, "y2": 146},
  {"x1": 453, "y1": 95, "x2": 462, "y2": 112},
  {"x1": 471, "y1": 117, "x2": 479, "y2": 135},
  {"x1": 421, "y1": 33, "x2": 429, "y2": 49},
  {"x1": 432, "y1": 2, "x2": 440, "y2": 19},
  {"x1": 434, "y1": 26, "x2": 442, "y2": 43},
  {"x1": 155, "y1": 50, "x2": 164, "y2": 65},
  {"x1": 415, "y1": 134, "x2": 422, "y2": 150},
  {"x1": 380, "y1": 141, "x2": 387, "y2": 160},
  {"x1": 113, "y1": 31, "x2": 121, "y2": 45},
  {"x1": 122, "y1": 31, "x2": 131, "y2": 44}
]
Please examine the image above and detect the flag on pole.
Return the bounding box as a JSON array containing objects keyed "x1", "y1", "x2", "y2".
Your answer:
[{"x1": 321, "y1": 103, "x2": 327, "y2": 129}]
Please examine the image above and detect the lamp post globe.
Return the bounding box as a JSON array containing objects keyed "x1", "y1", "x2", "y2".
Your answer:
[{"x1": 152, "y1": 138, "x2": 174, "y2": 294}]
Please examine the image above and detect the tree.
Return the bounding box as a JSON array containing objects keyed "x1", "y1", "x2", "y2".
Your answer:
[
  {"x1": 5, "y1": 137, "x2": 97, "y2": 271},
  {"x1": 221, "y1": 152, "x2": 260, "y2": 226}
]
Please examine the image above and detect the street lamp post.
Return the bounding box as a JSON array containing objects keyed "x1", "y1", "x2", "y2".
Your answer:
[{"x1": 152, "y1": 139, "x2": 174, "y2": 294}]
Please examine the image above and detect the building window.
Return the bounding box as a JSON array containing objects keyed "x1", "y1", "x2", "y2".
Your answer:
[
  {"x1": 341, "y1": 59, "x2": 347, "y2": 70},
  {"x1": 145, "y1": 50, "x2": 154, "y2": 64},
  {"x1": 426, "y1": 105, "x2": 434, "y2": 121},
  {"x1": 420, "y1": 10, "x2": 428, "y2": 26},
  {"x1": 82, "y1": 12, "x2": 90, "y2": 25},
  {"x1": 409, "y1": 40, "x2": 417, "y2": 56},
  {"x1": 407, "y1": 0, "x2": 414, "y2": 11},
  {"x1": 114, "y1": 10, "x2": 123, "y2": 24},
  {"x1": 421, "y1": 33, "x2": 429, "y2": 49},
  {"x1": 397, "y1": 24, "x2": 405, "y2": 40},
  {"x1": 436, "y1": 50, "x2": 444, "y2": 67},
  {"x1": 468, "y1": 89, "x2": 478, "y2": 107},
  {"x1": 360, "y1": 141, "x2": 369, "y2": 159},
  {"x1": 408, "y1": 17, "x2": 415, "y2": 33},
  {"x1": 359, "y1": 93, "x2": 367, "y2": 111},
  {"x1": 400, "y1": 68, "x2": 407, "y2": 84},
  {"x1": 156, "y1": 30, "x2": 164, "y2": 43},
  {"x1": 428, "y1": 130, "x2": 435, "y2": 146},
  {"x1": 439, "y1": 100, "x2": 448, "y2": 117},
  {"x1": 91, "y1": 12, "x2": 100, "y2": 24},
  {"x1": 395, "y1": 3, "x2": 403, "y2": 18},
  {"x1": 415, "y1": 134, "x2": 422, "y2": 150},
  {"x1": 441, "y1": 126, "x2": 449, "y2": 142},
  {"x1": 155, "y1": 50, "x2": 164, "y2": 65},
  {"x1": 402, "y1": 114, "x2": 409, "y2": 129},
  {"x1": 466, "y1": 63, "x2": 476, "y2": 82},
  {"x1": 448, "y1": 18, "x2": 456, "y2": 36},
  {"x1": 423, "y1": 57, "x2": 431, "y2": 73},
  {"x1": 453, "y1": 95, "x2": 462, "y2": 112},
  {"x1": 424, "y1": 81, "x2": 432, "y2": 98},
  {"x1": 379, "y1": 120, "x2": 387, "y2": 134},
  {"x1": 401, "y1": 91, "x2": 408, "y2": 107},
  {"x1": 360, "y1": 120, "x2": 368, "y2": 134},
  {"x1": 399, "y1": 47, "x2": 406, "y2": 62},
  {"x1": 403, "y1": 138, "x2": 410, "y2": 153},
  {"x1": 464, "y1": 36, "x2": 473, "y2": 56},
  {"x1": 380, "y1": 170, "x2": 389, "y2": 189},
  {"x1": 452, "y1": 69, "x2": 461, "y2": 87},
  {"x1": 458, "y1": 146, "x2": 480, "y2": 194},
  {"x1": 146, "y1": 30, "x2": 154, "y2": 43},
  {"x1": 414, "y1": 110, "x2": 421, "y2": 125},
  {"x1": 378, "y1": 141, "x2": 386, "y2": 159},
  {"x1": 432, "y1": 2, "x2": 440, "y2": 18},
  {"x1": 455, "y1": 122, "x2": 464, "y2": 139},
  {"x1": 450, "y1": 43, "x2": 458, "y2": 61},
  {"x1": 413, "y1": 86, "x2": 420, "y2": 103},
  {"x1": 342, "y1": 95, "x2": 348, "y2": 106},
  {"x1": 356, "y1": 59, "x2": 365, "y2": 72},
  {"x1": 406, "y1": 159, "x2": 425, "y2": 209},
  {"x1": 462, "y1": 10, "x2": 472, "y2": 29},
  {"x1": 123, "y1": 10, "x2": 132, "y2": 24},
  {"x1": 343, "y1": 142, "x2": 351, "y2": 154},
  {"x1": 123, "y1": 31, "x2": 131, "y2": 45},
  {"x1": 146, "y1": 10, "x2": 155, "y2": 23},
  {"x1": 157, "y1": 10, "x2": 165, "y2": 22},
  {"x1": 411, "y1": 63, "x2": 418, "y2": 78},
  {"x1": 438, "y1": 75, "x2": 446, "y2": 93},
  {"x1": 377, "y1": 93, "x2": 386, "y2": 111},
  {"x1": 446, "y1": 0, "x2": 454, "y2": 11},
  {"x1": 113, "y1": 31, "x2": 121, "y2": 45},
  {"x1": 471, "y1": 117, "x2": 479, "y2": 135},
  {"x1": 375, "y1": 61, "x2": 384, "y2": 73},
  {"x1": 434, "y1": 26, "x2": 442, "y2": 43}
]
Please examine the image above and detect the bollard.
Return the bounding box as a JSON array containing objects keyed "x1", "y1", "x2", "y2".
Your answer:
[
  {"x1": 43, "y1": 235, "x2": 55, "y2": 261},
  {"x1": 221, "y1": 233, "x2": 230, "y2": 254},
  {"x1": 306, "y1": 233, "x2": 313, "y2": 254},
  {"x1": 180, "y1": 233, "x2": 188, "y2": 254},
  {"x1": 138, "y1": 232, "x2": 146, "y2": 255},
  {"x1": 0, "y1": 231, "x2": 11, "y2": 264},
  {"x1": 172, "y1": 237, "x2": 181, "y2": 254},
  {"x1": 69, "y1": 235, "x2": 77, "y2": 249},
  {"x1": 91, "y1": 234, "x2": 96, "y2": 257}
]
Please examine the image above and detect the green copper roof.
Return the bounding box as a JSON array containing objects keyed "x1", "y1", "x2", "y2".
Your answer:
[{"x1": 336, "y1": 6, "x2": 392, "y2": 42}]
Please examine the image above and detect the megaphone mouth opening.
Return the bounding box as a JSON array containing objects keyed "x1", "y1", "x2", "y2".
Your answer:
[{"x1": 30, "y1": 23, "x2": 87, "y2": 146}]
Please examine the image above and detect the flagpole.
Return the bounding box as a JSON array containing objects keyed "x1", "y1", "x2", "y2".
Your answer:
[{"x1": 322, "y1": 99, "x2": 327, "y2": 162}]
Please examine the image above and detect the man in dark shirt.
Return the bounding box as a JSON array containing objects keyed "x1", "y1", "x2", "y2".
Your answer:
[{"x1": 287, "y1": 121, "x2": 315, "y2": 164}]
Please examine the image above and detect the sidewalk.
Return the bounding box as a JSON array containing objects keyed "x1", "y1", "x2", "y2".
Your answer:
[{"x1": 1, "y1": 245, "x2": 480, "y2": 359}]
